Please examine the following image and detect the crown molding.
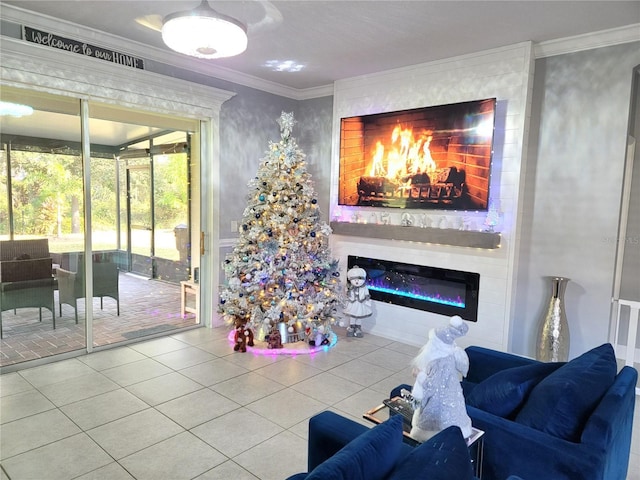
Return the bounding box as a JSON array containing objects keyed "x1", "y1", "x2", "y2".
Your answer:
[
  {"x1": 0, "y1": 3, "x2": 329, "y2": 100},
  {"x1": 534, "y1": 23, "x2": 640, "y2": 58},
  {"x1": 0, "y1": 37, "x2": 235, "y2": 118},
  {"x1": 294, "y1": 84, "x2": 335, "y2": 100}
]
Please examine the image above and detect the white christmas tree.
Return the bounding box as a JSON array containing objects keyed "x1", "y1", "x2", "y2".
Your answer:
[{"x1": 219, "y1": 112, "x2": 342, "y2": 344}]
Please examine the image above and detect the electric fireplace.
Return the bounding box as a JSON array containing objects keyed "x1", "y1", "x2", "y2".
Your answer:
[{"x1": 348, "y1": 256, "x2": 480, "y2": 322}]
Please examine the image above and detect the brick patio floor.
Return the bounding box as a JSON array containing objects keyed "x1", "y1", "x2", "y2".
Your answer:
[{"x1": 0, "y1": 273, "x2": 198, "y2": 368}]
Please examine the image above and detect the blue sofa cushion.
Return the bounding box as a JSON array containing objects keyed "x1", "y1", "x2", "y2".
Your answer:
[
  {"x1": 387, "y1": 425, "x2": 474, "y2": 480},
  {"x1": 515, "y1": 343, "x2": 617, "y2": 442},
  {"x1": 466, "y1": 361, "x2": 565, "y2": 418},
  {"x1": 305, "y1": 414, "x2": 403, "y2": 480}
]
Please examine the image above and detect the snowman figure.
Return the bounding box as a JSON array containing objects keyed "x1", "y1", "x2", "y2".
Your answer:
[
  {"x1": 409, "y1": 315, "x2": 473, "y2": 442},
  {"x1": 343, "y1": 265, "x2": 372, "y2": 338}
]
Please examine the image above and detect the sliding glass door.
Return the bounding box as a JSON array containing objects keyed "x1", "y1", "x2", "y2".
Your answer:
[
  {"x1": 1, "y1": 87, "x2": 86, "y2": 362},
  {"x1": 126, "y1": 162, "x2": 153, "y2": 277},
  {"x1": 0, "y1": 86, "x2": 201, "y2": 367}
]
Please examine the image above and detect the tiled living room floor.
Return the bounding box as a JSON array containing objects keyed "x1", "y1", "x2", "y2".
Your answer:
[{"x1": 1, "y1": 326, "x2": 639, "y2": 480}]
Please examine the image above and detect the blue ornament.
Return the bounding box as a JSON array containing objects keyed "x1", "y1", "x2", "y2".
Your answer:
[
  {"x1": 310, "y1": 231, "x2": 316, "y2": 237},
  {"x1": 255, "y1": 213, "x2": 261, "y2": 219},
  {"x1": 311, "y1": 199, "x2": 317, "y2": 204},
  {"x1": 242, "y1": 224, "x2": 248, "y2": 231},
  {"x1": 259, "y1": 194, "x2": 266, "y2": 201}
]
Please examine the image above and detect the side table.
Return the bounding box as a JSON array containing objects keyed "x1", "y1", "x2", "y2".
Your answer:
[
  {"x1": 180, "y1": 280, "x2": 199, "y2": 322},
  {"x1": 364, "y1": 398, "x2": 484, "y2": 478}
]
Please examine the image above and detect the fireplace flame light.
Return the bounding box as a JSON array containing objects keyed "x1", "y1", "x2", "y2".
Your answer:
[
  {"x1": 369, "y1": 126, "x2": 436, "y2": 180},
  {"x1": 367, "y1": 284, "x2": 465, "y2": 308},
  {"x1": 367, "y1": 275, "x2": 466, "y2": 309},
  {"x1": 348, "y1": 256, "x2": 480, "y2": 321}
]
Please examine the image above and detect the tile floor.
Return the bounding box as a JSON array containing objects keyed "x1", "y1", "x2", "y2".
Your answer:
[{"x1": 1, "y1": 326, "x2": 639, "y2": 480}]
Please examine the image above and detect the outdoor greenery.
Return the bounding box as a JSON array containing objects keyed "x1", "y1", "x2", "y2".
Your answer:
[{"x1": 0, "y1": 149, "x2": 189, "y2": 260}]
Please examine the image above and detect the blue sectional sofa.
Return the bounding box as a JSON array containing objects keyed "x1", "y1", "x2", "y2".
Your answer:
[
  {"x1": 288, "y1": 343, "x2": 636, "y2": 480},
  {"x1": 286, "y1": 412, "x2": 480, "y2": 480},
  {"x1": 393, "y1": 343, "x2": 637, "y2": 480}
]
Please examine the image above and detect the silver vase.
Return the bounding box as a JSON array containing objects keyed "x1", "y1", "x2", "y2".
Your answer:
[{"x1": 535, "y1": 276, "x2": 570, "y2": 362}]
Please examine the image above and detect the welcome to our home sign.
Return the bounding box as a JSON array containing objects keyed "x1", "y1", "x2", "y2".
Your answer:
[{"x1": 23, "y1": 26, "x2": 144, "y2": 70}]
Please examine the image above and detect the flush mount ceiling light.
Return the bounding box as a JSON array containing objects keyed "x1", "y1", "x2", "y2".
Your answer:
[{"x1": 162, "y1": 0, "x2": 248, "y2": 59}]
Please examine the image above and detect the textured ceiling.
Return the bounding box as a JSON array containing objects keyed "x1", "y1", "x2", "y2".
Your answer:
[{"x1": 3, "y1": 1, "x2": 640, "y2": 91}]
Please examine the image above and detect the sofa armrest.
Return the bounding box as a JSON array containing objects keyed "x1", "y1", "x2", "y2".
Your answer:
[
  {"x1": 467, "y1": 405, "x2": 603, "y2": 480},
  {"x1": 465, "y1": 346, "x2": 539, "y2": 383},
  {"x1": 307, "y1": 411, "x2": 371, "y2": 471},
  {"x1": 582, "y1": 366, "x2": 637, "y2": 445},
  {"x1": 579, "y1": 366, "x2": 637, "y2": 479}
]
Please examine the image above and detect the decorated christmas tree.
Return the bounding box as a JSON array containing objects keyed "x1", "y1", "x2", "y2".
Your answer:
[{"x1": 219, "y1": 112, "x2": 342, "y2": 346}]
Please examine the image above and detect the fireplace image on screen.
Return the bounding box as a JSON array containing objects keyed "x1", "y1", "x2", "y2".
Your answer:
[
  {"x1": 339, "y1": 98, "x2": 496, "y2": 210},
  {"x1": 348, "y1": 256, "x2": 479, "y2": 322}
]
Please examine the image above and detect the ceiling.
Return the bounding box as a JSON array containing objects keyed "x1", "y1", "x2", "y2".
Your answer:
[{"x1": 2, "y1": 1, "x2": 640, "y2": 92}]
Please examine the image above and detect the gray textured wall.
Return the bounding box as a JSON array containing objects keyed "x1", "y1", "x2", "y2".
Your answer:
[
  {"x1": 218, "y1": 88, "x2": 297, "y2": 237},
  {"x1": 514, "y1": 42, "x2": 640, "y2": 358},
  {"x1": 216, "y1": 93, "x2": 333, "y2": 238},
  {"x1": 294, "y1": 96, "x2": 334, "y2": 222}
]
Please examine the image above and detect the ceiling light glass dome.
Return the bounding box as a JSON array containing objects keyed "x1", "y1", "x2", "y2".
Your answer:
[{"x1": 162, "y1": 1, "x2": 248, "y2": 59}]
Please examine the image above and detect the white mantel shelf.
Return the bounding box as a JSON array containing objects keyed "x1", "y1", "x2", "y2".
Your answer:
[{"x1": 329, "y1": 222, "x2": 501, "y2": 249}]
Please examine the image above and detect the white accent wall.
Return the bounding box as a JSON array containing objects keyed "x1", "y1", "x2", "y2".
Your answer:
[{"x1": 330, "y1": 43, "x2": 535, "y2": 351}]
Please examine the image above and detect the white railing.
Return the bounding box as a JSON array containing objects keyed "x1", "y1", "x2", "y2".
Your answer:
[{"x1": 611, "y1": 298, "x2": 640, "y2": 395}]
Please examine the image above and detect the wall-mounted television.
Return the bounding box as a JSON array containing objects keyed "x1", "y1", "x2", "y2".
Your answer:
[{"x1": 338, "y1": 98, "x2": 496, "y2": 211}]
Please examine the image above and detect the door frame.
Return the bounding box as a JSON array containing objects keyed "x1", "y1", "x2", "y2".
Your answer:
[{"x1": 1, "y1": 36, "x2": 235, "y2": 364}]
